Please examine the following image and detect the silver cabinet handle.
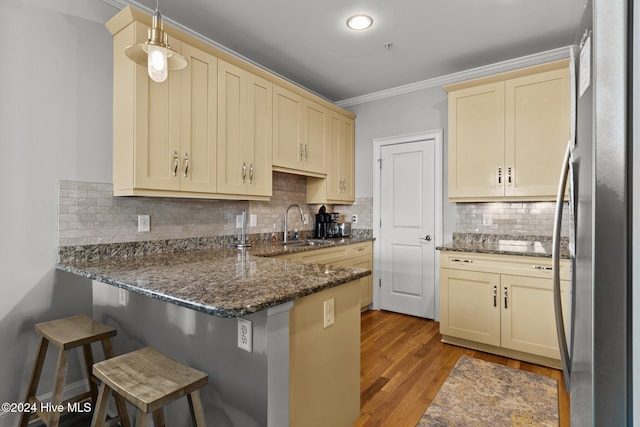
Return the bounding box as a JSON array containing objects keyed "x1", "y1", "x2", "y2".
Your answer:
[
  {"x1": 183, "y1": 153, "x2": 189, "y2": 178},
  {"x1": 242, "y1": 162, "x2": 247, "y2": 183},
  {"x1": 173, "y1": 151, "x2": 179, "y2": 177},
  {"x1": 504, "y1": 286, "x2": 508, "y2": 309},
  {"x1": 508, "y1": 166, "x2": 513, "y2": 185},
  {"x1": 497, "y1": 166, "x2": 502, "y2": 185},
  {"x1": 451, "y1": 258, "x2": 473, "y2": 263},
  {"x1": 299, "y1": 143, "x2": 304, "y2": 161},
  {"x1": 493, "y1": 285, "x2": 497, "y2": 307},
  {"x1": 533, "y1": 265, "x2": 553, "y2": 271},
  {"x1": 305, "y1": 144, "x2": 309, "y2": 161},
  {"x1": 249, "y1": 163, "x2": 254, "y2": 184},
  {"x1": 419, "y1": 235, "x2": 432, "y2": 242}
]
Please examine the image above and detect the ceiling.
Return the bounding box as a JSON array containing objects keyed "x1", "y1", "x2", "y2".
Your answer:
[{"x1": 115, "y1": 0, "x2": 586, "y2": 103}]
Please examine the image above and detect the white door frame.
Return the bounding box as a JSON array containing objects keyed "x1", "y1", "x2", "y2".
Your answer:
[{"x1": 372, "y1": 130, "x2": 443, "y2": 321}]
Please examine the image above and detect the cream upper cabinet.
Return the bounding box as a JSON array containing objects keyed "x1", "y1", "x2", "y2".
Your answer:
[
  {"x1": 445, "y1": 60, "x2": 570, "y2": 201},
  {"x1": 306, "y1": 112, "x2": 355, "y2": 204},
  {"x1": 111, "y1": 20, "x2": 218, "y2": 197},
  {"x1": 439, "y1": 251, "x2": 571, "y2": 367},
  {"x1": 273, "y1": 85, "x2": 328, "y2": 177},
  {"x1": 108, "y1": 6, "x2": 355, "y2": 200},
  {"x1": 504, "y1": 68, "x2": 570, "y2": 198},
  {"x1": 178, "y1": 43, "x2": 218, "y2": 194},
  {"x1": 447, "y1": 81, "x2": 505, "y2": 199},
  {"x1": 217, "y1": 60, "x2": 272, "y2": 197}
]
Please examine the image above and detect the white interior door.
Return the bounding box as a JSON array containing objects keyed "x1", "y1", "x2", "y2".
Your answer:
[{"x1": 379, "y1": 140, "x2": 436, "y2": 318}]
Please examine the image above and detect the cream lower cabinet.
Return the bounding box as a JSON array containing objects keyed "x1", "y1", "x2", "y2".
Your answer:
[
  {"x1": 276, "y1": 241, "x2": 373, "y2": 309},
  {"x1": 439, "y1": 251, "x2": 570, "y2": 367},
  {"x1": 217, "y1": 60, "x2": 272, "y2": 197},
  {"x1": 445, "y1": 60, "x2": 570, "y2": 201}
]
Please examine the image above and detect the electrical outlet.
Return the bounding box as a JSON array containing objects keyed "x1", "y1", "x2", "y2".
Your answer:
[
  {"x1": 237, "y1": 318, "x2": 253, "y2": 352},
  {"x1": 137, "y1": 215, "x2": 150, "y2": 232},
  {"x1": 303, "y1": 214, "x2": 309, "y2": 225},
  {"x1": 250, "y1": 214, "x2": 257, "y2": 227},
  {"x1": 236, "y1": 215, "x2": 244, "y2": 228},
  {"x1": 482, "y1": 214, "x2": 493, "y2": 226},
  {"x1": 118, "y1": 288, "x2": 129, "y2": 306},
  {"x1": 323, "y1": 298, "x2": 335, "y2": 328},
  {"x1": 351, "y1": 214, "x2": 358, "y2": 224}
]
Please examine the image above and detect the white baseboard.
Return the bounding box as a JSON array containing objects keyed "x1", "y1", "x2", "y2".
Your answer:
[{"x1": 0, "y1": 380, "x2": 88, "y2": 427}]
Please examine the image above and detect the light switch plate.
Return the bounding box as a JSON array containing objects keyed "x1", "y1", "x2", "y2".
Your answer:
[
  {"x1": 324, "y1": 298, "x2": 335, "y2": 328},
  {"x1": 137, "y1": 215, "x2": 150, "y2": 232}
]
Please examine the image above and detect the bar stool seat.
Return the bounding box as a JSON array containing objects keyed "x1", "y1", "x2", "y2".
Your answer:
[
  {"x1": 91, "y1": 347, "x2": 208, "y2": 427},
  {"x1": 19, "y1": 314, "x2": 130, "y2": 427}
]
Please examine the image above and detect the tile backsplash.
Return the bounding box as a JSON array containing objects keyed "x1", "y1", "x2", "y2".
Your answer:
[
  {"x1": 456, "y1": 202, "x2": 571, "y2": 237},
  {"x1": 57, "y1": 172, "x2": 373, "y2": 247}
]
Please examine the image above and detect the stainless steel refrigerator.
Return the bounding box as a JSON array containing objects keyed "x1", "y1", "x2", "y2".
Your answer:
[{"x1": 552, "y1": 0, "x2": 633, "y2": 425}]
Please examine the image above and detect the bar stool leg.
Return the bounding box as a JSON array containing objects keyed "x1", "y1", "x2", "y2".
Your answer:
[
  {"x1": 82, "y1": 343, "x2": 99, "y2": 404},
  {"x1": 100, "y1": 338, "x2": 131, "y2": 427},
  {"x1": 19, "y1": 337, "x2": 49, "y2": 427},
  {"x1": 135, "y1": 410, "x2": 149, "y2": 427},
  {"x1": 49, "y1": 347, "x2": 69, "y2": 427},
  {"x1": 187, "y1": 390, "x2": 207, "y2": 427},
  {"x1": 90, "y1": 382, "x2": 112, "y2": 427},
  {"x1": 152, "y1": 408, "x2": 166, "y2": 427}
]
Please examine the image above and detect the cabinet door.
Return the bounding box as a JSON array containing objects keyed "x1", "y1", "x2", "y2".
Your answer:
[
  {"x1": 501, "y1": 275, "x2": 570, "y2": 359},
  {"x1": 303, "y1": 100, "x2": 328, "y2": 174},
  {"x1": 179, "y1": 43, "x2": 217, "y2": 193},
  {"x1": 439, "y1": 268, "x2": 501, "y2": 346},
  {"x1": 338, "y1": 116, "x2": 355, "y2": 201},
  {"x1": 327, "y1": 113, "x2": 355, "y2": 202},
  {"x1": 132, "y1": 22, "x2": 182, "y2": 191},
  {"x1": 504, "y1": 68, "x2": 570, "y2": 198},
  {"x1": 448, "y1": 81, "x2": 505, "y2": 199},
  {"x1": 246, "y1": 73, "x2": 273, "y2": 196},
  {"x1": 217, "y1": 60, "x2": 246, "y2": 194},
  {"x1": 273, "y1": 86, "x2": 304, "y2": 170}
]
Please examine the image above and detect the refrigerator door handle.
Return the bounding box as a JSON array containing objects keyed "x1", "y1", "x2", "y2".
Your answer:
[{"x1": 552, "y1": 140, "x2": 572, "y2": 392}]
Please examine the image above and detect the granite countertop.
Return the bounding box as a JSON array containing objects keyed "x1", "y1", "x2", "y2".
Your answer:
[
  {"x1": 436, "y1": 233, "x2": 570, "y2": 259},
  {"x1": 56, "y1": 236, "x2": 374, "y2": 318}
]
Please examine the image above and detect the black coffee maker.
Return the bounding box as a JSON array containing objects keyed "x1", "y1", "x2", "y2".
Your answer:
[{"x1": 315, "y1": 205, "x2": 332, "y2": 238}]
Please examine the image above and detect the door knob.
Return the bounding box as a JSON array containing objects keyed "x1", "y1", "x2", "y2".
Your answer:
[{"x1": 419, "y1": 235, "x2": 432, "y2": 242}]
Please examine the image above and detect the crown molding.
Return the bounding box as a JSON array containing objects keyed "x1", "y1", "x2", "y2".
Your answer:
[
  {"x1": 336, "y1": 46, "x2": 571, "y2": 108},
  {"x1": 100, "y1": 0, "x2": 332, "y2": 103}
]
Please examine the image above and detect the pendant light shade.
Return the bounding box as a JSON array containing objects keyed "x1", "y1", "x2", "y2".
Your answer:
[{"x1": 124, "y1": 4, "x2": 188, "y2": 82}]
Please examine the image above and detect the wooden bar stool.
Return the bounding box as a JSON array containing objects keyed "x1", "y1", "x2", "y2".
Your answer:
[
  {"x1": 91, "y1": 347, "x2": 208, "y2": 427},
  {"x1": 19, "y1": 314, "x2": 130, "y2": 427}
]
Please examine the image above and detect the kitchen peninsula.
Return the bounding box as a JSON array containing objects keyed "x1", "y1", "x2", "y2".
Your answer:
[{"x1": 56, "y1": 237, "x2": 372, "y2": 427}]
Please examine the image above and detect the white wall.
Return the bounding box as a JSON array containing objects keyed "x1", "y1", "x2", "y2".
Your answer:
[
  {"x1": 349, "y1": 87, "x2": 457, "y2": 239},
  {"x1": 0, "y1": 0, "x2": 117, "y2": 422}
]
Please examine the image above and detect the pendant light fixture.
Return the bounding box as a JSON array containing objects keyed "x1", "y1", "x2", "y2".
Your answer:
[{"x1": 124, "y1": 0, "x2": 188, "y2": 83}]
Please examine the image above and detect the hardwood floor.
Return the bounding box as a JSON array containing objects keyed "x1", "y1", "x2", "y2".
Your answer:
[{"x1": 355, "y1": 310, "x2": 569, "y2": 427}]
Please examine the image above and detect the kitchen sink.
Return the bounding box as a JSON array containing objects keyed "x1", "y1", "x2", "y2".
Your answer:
[{"x1": 282, "y1": 239, "x2": 334, "y2": 248}]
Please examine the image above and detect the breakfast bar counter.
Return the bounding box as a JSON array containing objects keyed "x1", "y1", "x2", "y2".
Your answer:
[
  {"x1": 54, "y1": 236, "x2": 372, "y2": 427},
  {"x1": 56, "y1": 239, "x2": 371, "y2": 318}
]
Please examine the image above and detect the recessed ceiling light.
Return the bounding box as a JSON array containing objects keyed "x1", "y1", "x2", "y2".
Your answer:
[{"x1": 346, "y1": 14, "x2": 373, "y2": 31}]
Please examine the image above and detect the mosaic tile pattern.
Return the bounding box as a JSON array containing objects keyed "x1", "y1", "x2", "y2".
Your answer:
[
  {"x1": 58, "y1": 173, "x2": 374, "y2": 246},
  {"x1": 417, "y1": 355, "x2": 558, "y2": 427},
  {"x1": 456, "y1": 202, "x2": 572, "y2": 237},
  {"x1": 436, "y1": 232, "x2": 570, "y2": 258}
]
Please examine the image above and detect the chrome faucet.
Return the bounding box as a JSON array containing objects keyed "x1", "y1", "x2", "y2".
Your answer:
[{"x1": 284, "y1": 204, "x2": 305, "y2": 243}]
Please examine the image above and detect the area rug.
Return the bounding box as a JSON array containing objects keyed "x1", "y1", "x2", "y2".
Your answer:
[{"x1": 416, "y1": 355, "x2": 558, "y2": 427}]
